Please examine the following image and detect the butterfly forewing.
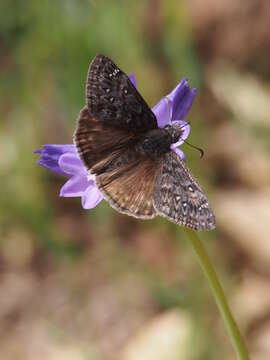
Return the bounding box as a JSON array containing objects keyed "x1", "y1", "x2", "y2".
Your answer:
[
  {"x1": 86, "y1": 54, "x2": 158, "y2": 132},
  {"x1": 74, "y1": 106, "x2": 137, "y2": 174},
  {"x1": 154, "y1": 152, "x2": 216, "y2": 230}
]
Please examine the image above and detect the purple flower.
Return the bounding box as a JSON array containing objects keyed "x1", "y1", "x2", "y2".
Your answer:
[
  {"x1": 36, "y1": 75, "x2": 196, "y2": 209},
  {"x1": 35, "y1": 145, "x2": 103, "y2": 209}
]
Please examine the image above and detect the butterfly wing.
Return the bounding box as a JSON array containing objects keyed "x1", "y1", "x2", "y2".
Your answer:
[
  {"x1": 95, "y1": 158, "x2": 161, "y2": 219},
  {"x1": 74, "y1": 106, "x2": 159, "y2": 219},
  {"x1": 74, "y1": 106, "x2": 137, "y2": 174},
  {"x1": 86, "y1": 54, "x2": 158, "y2": 132},
  {"x1": 153, "y1": 152, "x2": 216, "y2": 230},
  {"x1": 74, "y1": 54, "x2": 160, "y2": 218}
]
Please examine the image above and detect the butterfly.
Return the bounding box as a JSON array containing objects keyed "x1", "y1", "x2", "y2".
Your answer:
[{"x1": 74, "y1": 54, "x2": 216, "y2": 230}]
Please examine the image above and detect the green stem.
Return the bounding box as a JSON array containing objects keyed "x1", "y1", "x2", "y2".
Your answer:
[{"x1": 183, "y1": 228, "x2": 249, "y2": 360}]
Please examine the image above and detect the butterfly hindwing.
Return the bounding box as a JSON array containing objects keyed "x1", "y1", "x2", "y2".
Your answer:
[
  {"x1": 95, "y1": 158, "x2": 161, "y2": 219},
  {"x1": 153, "y1": 152, "x2": 216, "y2": 230},
  {"x1": 86, "y1": 54, "x2": 158, "y2": 132}
]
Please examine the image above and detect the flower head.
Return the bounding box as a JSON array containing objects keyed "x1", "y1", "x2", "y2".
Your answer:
[{"x1": 36, "y1": 75, "x2": 196, "y2": 209}]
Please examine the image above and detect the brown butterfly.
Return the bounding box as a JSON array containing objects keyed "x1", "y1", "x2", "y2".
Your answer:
[{"x1": 74, "y1": 54, "x2": 215, "y2": 230}]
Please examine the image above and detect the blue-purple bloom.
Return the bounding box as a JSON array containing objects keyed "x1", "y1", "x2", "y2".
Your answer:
[{"x1": 36, "y1": 75, "x2": 196, "y2": 209}]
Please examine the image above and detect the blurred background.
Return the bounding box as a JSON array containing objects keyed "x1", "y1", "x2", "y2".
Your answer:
[{"x1": 0, "y1": 1, "x2": 270, "y2": 359}]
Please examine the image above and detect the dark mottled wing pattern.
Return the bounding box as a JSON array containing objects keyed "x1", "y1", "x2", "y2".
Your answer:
[
  {"x1": 86, "y1": 54, "x2": 157, "y2": 132},
  {"x1": 74, "y1": 53, "x2": 160, "y2": 218},
  {"x1": 154, "y1": 152, "x2": 216, "y2": 230}
]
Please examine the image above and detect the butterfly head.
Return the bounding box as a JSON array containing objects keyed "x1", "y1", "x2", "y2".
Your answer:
[{"x1": 164, "y1": 124, "x2": 185, "y2": 144}]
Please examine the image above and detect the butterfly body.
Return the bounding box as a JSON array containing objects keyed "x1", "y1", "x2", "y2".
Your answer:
[
  {"x1": 135, "y1": 126, "x2": 180, "y2": 159},
  {"x1": 74, "y1": 54, "x2": 216, "y2": 230}
]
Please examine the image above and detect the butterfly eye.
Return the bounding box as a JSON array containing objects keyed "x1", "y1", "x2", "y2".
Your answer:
[{"x1": 173, "y1": 128, "x2": 182, "y2": 143}]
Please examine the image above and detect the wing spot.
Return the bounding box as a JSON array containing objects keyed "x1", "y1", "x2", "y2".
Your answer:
[
  {"x1": 110, "y1": 97, "x2": 114, "y2": 103},
  {"x1": 106, "y1": 88, "x2": 110, "y2": 93},
  {"x1": 109, "y1": 69, "x2": 120, "y2": 77},
  {"x1": 188, "y1": 186, "x2": 194, "y2": 192},
  {"x1": 200, "y1": 202, "x2": 209, "y2": 209}
]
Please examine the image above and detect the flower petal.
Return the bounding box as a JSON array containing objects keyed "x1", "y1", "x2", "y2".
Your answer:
[
  {"x1": 37, "y1": 144, "x2": 76, "y2": 159},
  {"x1": 60, "y1": 175, "x2": 89, "y2": 197},
  {"x1": 35, "y1": 144, "x2": 77, "y2": 175},
  {"x1": 37, "y1": 159, "x2": 66, "y2": 176},
  {"x1": 152, "y1": 97, "x2": 172, "y2": 128},
  {"x1": 58, "y1": 153, "x2": 85, "y2": 176},
  {"x1": 81, "y1": 183, "x2": 103, "y2": 209},
  {"x1": 172, "y1": 147, "x2": 186, "y2": 161},
  {"x1": 167, "y1": 79, "x2": 197, "y2": 120},
  {"x1": 171, "y1": 120, "x2": 191, "y2": 147},
  {"x1": 129, "y1": 73, "x2": 137, "y2": 89}
]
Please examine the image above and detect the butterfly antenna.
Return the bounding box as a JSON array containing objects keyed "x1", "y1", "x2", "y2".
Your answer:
[
  {"x1": 178, "y1": 121, "x2": 190, "y2": 130},
  {"x1": 183, "y1": 139, "x2": 204, "y2": 159},
  {"x1": 177, "y1": 122, "x2": 204, "y2": 158}
]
